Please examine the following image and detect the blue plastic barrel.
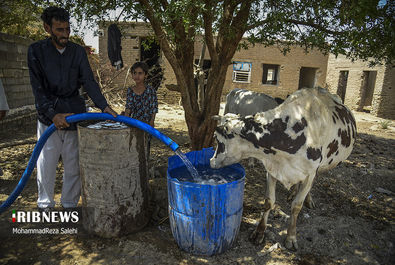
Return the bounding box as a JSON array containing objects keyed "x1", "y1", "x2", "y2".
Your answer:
[{"x1": 167, "y1": 148, "x2": 245, "y2": 256}]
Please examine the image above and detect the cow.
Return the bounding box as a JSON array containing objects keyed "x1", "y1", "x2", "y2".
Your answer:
[
  {"x1": 224, "y1": 88, "x2": 279, "y2": 117},
  {"x1": 224, "y1": 88, "x2": 314, "y2": 208},
  {"x1": 210, "y1": 87, "x2": 356, "y2": 250}
]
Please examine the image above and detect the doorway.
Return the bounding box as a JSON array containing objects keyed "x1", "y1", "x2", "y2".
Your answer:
[
  {"x1": 357, "y1": 71, "x2": 377, "y2": 112},
  {"x1": 140, "y1": 37, "x2": 163, "y2": 90},
  {"x1": 337, "y1": 71, "x2": 349, "y2": 103},
  {"x1": 298, "y1": 67, "x2": 317, "y2": 89}
]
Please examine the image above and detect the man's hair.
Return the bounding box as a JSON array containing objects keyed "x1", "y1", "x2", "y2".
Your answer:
[
  {"x1": 131, "y1": 62, "x2": 149, "y2": 74},
  {"x1": 41, "y1": 6, "x2": 70, "y2": 26}
]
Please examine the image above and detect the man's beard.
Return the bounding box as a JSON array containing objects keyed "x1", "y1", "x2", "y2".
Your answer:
[{"x1": 52, "y1": 34, "x2": 68, "y2": 48}]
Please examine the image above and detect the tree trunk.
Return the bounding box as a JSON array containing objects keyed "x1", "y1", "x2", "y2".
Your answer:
[
  {"x1": 137, "y1": 0, "x2": 251, "y2": 150},
  {"x1": 197, "y1": 42, "x2": 206, "y2": 110},
  {"x1": 184, "y1": 62, "x2": 229, "y2": 150}
]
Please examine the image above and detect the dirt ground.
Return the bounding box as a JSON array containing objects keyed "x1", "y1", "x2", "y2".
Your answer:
[{"x1": 0, "y1": 102, "x2": 394, "y2": 265}]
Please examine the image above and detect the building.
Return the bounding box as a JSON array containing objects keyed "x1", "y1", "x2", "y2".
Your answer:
[
  {"x1": 98, "y1": 22, "x2": 328, "y2": 104},
  {"x1": 326, "y1": 54, "x2": 395, "y2": 119}
]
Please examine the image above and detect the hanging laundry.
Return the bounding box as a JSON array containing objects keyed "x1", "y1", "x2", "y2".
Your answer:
[{"x1": 107, "y1": 24, "x2": 123, "y2": 70}]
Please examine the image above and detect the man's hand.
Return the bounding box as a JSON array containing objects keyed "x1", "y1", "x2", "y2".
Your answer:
[
  {"x1": 103, "y1": 106, "x2": 118, "y2": 117},
  {"x1": 124, "y1": 109, "x2": 131, "y2": 117},
  {"x1": 52, "y1": 113, "x2": 73, "y2": 129}
]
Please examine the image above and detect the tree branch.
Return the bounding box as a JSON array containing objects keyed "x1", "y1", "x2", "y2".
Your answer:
[
  {"x1": 218, "y1": 1, "x2": 252, "y2": 62},
  {"x1": 158, "y1": 0, "x2": 168, "y2": 10},
  {"x1": 202, "y1": 0, "x2": 218, "y2": 65},
  {"x1": 247, "y1": 18, "x2": 341, "y2": 36},
  {"x1": 286, "y1": 18, "x2": 341, "y2": 35},
  {"x1": 187, "y1": 4, "x2": 198, "y2": 40},
  {"x1": 137, "y1": 0, "x2": 179, "y2": 71},
  {"x1": 216, "y1": 0, "x2": 236, "y2": 54}
]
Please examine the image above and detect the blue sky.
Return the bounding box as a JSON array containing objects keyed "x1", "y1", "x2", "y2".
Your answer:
[{"x1": 83, "y1": 28, "x2": 98, "y2": 52}]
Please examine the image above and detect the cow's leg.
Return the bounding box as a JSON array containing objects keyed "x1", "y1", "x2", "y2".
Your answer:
[
  {"x1": 249, "y1": 172, "x2": 276, "y2": 245},
  {"x1": 288, "y1": 183, "x2": 315, "y2": 209},
  {"x1": 304, "y1": 192, "x2": 315, "y2": 209},
  {"x1": 285, "y1": 175, "x2": 314, "y2": 250}
]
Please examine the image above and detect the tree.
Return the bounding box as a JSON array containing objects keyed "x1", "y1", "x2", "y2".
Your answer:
[
  {"x1": 0, "y1": 0, "x2": 47, "y2": 40},
  {"x1": 55, "y1": 0, "x2": 394, "y2": 150},
  {"x1": 0, "y1": 0, "x2": 90, "y2": 43}
]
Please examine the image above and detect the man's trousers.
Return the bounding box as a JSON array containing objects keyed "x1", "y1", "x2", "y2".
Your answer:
[{"x1": 36, "y1": 121, "x2": 80, "y2": 208}]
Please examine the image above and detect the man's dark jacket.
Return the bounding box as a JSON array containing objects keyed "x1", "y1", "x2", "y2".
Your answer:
[{"x1": 28, "y1": 38, "x2": 108, "y2": 129}]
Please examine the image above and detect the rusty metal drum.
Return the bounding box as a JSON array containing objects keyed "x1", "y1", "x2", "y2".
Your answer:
[{"x1": 78, "y1": 121, "x2": 150, "y2": 238}]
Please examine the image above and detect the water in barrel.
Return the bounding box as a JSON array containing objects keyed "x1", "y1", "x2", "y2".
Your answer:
[
  {"x1": 170, "y1": 164, "x2": 239, "y2": 184},
  {"x1": 86, "y1": 121, "x2": 128, "y2": 129}
]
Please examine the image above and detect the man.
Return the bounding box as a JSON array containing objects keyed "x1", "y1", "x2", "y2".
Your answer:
[{"x1": 28, "y1": 6, "x2": 117, "y2": 210}]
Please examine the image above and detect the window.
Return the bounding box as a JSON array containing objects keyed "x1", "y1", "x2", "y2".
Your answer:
[
  {"x1": 232, "y1": 62, "x2": 252, "y2": 83},
  {"x1": 262, "y1": 64, "x2": 279, "y2": 85}
]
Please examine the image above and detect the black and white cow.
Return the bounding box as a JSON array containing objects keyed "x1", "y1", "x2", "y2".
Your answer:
[
  {"x1": 210, "y1": 87, "x2": 356, "y2": 250},
  {"x1": 224, "y1": 88, "x2": 314, "y2": 208}
]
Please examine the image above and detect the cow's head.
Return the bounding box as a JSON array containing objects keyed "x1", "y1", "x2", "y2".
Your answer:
[{"x1": 210, "y1": 114, "x2": 244, "y2": 169}]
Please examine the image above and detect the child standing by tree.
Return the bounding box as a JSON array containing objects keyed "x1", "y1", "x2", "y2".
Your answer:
[
  {"x1": 124, "y1": 62, "x2": 158, "y2": 126},
  {"x1": 124, "y1": 62, "x2": 158, "y2": 162}
]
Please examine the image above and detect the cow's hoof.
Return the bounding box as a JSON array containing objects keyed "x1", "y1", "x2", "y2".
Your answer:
[
  {"x1": 285, "y1": 236, "x2": 298, "y2": 250},
  {"x1": 249, "y1": 229, "x2": 265, "y2": 245}
]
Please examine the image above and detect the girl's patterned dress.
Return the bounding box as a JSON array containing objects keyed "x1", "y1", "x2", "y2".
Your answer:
[
  {"x1": 125, "y1": 85, "x2": 158, "y2": 123},
  {"x1": 125, "y1": 85, "x2": 158, "y2": 164}
]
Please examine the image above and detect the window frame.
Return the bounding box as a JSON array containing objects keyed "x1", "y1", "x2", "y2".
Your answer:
[
  {"x1": 232, "y1": 61, "x2": 252, "y2": 83},
  {"x1": 262, "y1": 64, "x2": 280, "y2": 85}
]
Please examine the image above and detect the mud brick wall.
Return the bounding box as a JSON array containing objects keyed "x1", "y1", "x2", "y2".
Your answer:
[
  {"x1": 0, "y1": 33, "x2": 36, "y2": 133},
  {"x1": 378, "y1": 66, "x2": 395, "y2": 119},
  {"x1": 99, "y1": 22, "x2": 328, "y2": 105},
  {"x1": 98, "y1": 22, "x2": 182, "y2": 105},
  {"x1": 326, "y1": 54, "x2": 395, "y2": 119},
  {"x1": 0, "y1": 33, "x2": 34, "y2": 109},
  {"x1": 221, "y1": 44, "x2": 328, "y2": 100}
]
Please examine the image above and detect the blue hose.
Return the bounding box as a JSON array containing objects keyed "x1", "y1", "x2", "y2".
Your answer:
[{"x1": 0, "y1": 113, "x2": 179, "y2": 214}]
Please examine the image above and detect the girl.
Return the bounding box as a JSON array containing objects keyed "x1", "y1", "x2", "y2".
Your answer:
[
  {"x1": 124, "y1": 62, "x2": 158, "y2": 163},
  {"x1": 124, "y1": 62, "x2": 158, "y2": 127}
]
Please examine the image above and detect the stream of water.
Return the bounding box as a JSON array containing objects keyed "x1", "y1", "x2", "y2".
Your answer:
[{"x1": 174, "y1": 149, "x2": 201, "y2": 180}]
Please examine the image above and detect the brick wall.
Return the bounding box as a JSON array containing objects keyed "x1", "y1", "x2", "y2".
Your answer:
[
  {"x1": 99, "y1": 21, "x2": 152, "y2": 88},
  {"x1": 100, "y1": 22, "x2": 184, "y2": 105},
  {"x1": 377, "y1": 65, "x2": 395, "y2": 119},
  {"x1": 99, "y1": 22, "x2": 328, "y2": 105},
  {"x1": 326, "y1": 54, "x2": 394, "y2": 119},
  {"x1": 0, "y1": 33, "x2": 34, "y2": 108},
  {"x1": 222, "y1": 44, "x2": 328, "y2": 100},
  {"x1": 0, "y1": 33, "x2": 36, "y2": 133}
]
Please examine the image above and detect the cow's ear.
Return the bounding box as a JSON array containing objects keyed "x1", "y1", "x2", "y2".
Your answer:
[{"x1": 212, "y1": 115, "x2": 222, "y2": 121}]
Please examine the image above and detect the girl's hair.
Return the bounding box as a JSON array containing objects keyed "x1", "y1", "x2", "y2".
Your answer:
[{"x1": 131, "y1": 62, "x2": 149, "y2": 74}]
